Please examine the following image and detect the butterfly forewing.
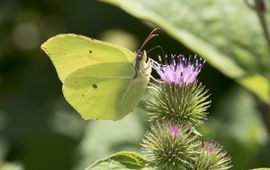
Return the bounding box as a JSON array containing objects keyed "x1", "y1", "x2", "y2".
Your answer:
[{"x1": 41, "y1": 34, "x2": 134, "y2": 82}]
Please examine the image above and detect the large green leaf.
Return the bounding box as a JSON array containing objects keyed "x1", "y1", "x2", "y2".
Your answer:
[
  {"x1": 101, "y1": 0, "x2": 270, "y2": 105},
  {"x1": 88, "y1": 151, "x2": 155, "y2": 170}
]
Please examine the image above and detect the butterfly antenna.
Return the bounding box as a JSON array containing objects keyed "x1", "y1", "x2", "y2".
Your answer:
[
  {"x1": 138, "y1": 28, "x2": 160, "y2": 52},
  {"x1": 146, "y1": 45, "x2": 165, "y2": 58}
]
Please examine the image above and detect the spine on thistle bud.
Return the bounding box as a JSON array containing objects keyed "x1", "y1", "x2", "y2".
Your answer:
[
  {"x1": 194, "y1": 140, "x2": 232, "y2": 170},
  {"x1": 141, "y1": 121, "x2": 200, "y2": 170},
  {"x1": 145, "y1": 82, "x2": 210, "y2": 127}
]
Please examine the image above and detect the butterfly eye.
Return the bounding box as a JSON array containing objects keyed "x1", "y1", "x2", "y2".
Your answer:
[{"x1": 136, "y1": 51, "x2": 144, "y2": 61}]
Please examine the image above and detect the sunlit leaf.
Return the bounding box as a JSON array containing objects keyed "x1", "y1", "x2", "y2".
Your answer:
[
  {"x1": 102, "y1": 0, "x2": 270, "y2": 105},
  {"x1": 0, "y1": 162, "x2": 24, "y2": 170},
  {"x1": 88, "y1": 151, "x2": 155, "y2": 170}
]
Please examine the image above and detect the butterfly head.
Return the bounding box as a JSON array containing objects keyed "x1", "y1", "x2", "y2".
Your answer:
[
  {"x1": 134, "y1": 50, "x2": 152, "y2": 81},
  {"x1": 134, "y1": 28, "x2": 160, "y2": 77},
  {"x1": 135, "y1": 50, "x2": 144, "y2": 70}
]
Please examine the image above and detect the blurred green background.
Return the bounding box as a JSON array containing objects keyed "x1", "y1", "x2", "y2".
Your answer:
[{"x1": 0, "y1": 0, "x2": 270, "y2": 169}]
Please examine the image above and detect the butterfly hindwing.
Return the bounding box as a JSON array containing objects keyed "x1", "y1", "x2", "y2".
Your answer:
[{"x1": 63, "y1": 62, "x2": 147, "y2": 120}]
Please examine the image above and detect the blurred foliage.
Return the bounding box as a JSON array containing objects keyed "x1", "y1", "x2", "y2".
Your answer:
[
  {"x1": 0, "y1": 0, "x2": 269, "y2": 169},
  {"x1": 200, "y1": 86, "x2": 269, "y2": 169}
]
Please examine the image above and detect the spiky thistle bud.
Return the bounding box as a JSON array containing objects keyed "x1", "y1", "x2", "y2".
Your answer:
[
  {"x1": 194, "y1": 140, "x2": 233, "y2": 170},
  {"x1": 146, "y1": 55, "x2": 211, "y2": 127},
  {"x1": 141, "y1": 121, "x2": 200, "y2": 170}
]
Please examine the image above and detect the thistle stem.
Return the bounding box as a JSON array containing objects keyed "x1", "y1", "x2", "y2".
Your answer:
[
  {"x1": 255, "y1": 97, "x2": 270, "y2": 142},
  {"x1": 245, "y1": 0, "x2": 270, "y2": 53},
  {"x1": 255, "y1": 0, "x2": 270, "y2": 148},
  {"x1": 254, "y1": 0, "x2": 270, "y2": 53},
  {"x1": 245, "y1": 0, "x2": 270, "y2": 141}
]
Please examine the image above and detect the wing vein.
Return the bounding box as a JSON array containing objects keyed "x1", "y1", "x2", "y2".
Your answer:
[
  {"x1": 74, "y1": 75, "x2": 132, "y2": 79},
  {"x1": 118, "y1": 80, "x2": 133, "y2": 111}
]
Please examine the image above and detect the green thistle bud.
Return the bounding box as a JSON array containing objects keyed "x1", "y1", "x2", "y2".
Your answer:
[
  {"x1": 141, "y1": 121, "x2": 199, "y2": 170},
  {"x1": 145, "y1": 82, "x2": 210, "y2": 127},
  {"x1": 194, "y1": 140, "x2": 232, "y2": 170}
]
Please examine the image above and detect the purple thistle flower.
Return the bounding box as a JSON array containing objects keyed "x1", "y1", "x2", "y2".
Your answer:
[
  {"x1": 168, "y1": 127, "x2": 180, "y2": 138},
  {"x1": 152, "y1": 54, "x2": 205, "y2": 85},
  {"x1": 204, "y1": 141, "x2": 218, "y2": 155}
]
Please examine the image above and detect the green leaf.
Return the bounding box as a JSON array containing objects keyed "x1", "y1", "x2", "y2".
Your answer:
[
  {"x1": 0, "y1": 162, "x2": 24, "y2": 170},
  {"x1": 87, "y1": 151, "x2": 156, "y2": 170},
  {"x1": 251, "y1": 169, "x2": 270, "y2": 170},
  {"x1": 101, "y1": 0, "x2": 270, "y2": 105}
]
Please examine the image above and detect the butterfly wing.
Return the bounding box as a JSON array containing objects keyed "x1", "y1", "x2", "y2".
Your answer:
[
  {"x1": 41, "y1": 34, "x2": 134, "y2": 82},
  {"x1": 41, "y1": 34, "x2": 150, "y2": 120},
  {"x1": 63, "y1": 62, "x2": 148, "y2": 120}
]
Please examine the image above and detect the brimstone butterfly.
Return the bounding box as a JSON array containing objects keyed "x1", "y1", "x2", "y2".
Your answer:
[{"x1": 41, "y1": 28, "x2": 159, "y2": 120}]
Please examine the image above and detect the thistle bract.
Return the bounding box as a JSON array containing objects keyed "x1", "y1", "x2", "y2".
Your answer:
[
  {"x1": 145, "y1": 82, "x2": 210, "y2": 127},
  {"x1": 194, "y1": 140, "x2": 232, "y2": 170},
  {"x1": 141, "y1": 122, "x2": 199, "y2": 170}
]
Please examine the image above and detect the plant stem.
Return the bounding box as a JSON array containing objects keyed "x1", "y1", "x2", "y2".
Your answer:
[
  {"x1": 246, "y1": 0, "x2": 270, "y2": 140},
  {"x1": 254, "y1": 0, "x2": 270, "y2": 142},
  {"x1": 254, "y1": 0, "x2": 270, "y2": 53},
  {"x1": 256, "y1": 97, "x2": 270, "y2": 141}
]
